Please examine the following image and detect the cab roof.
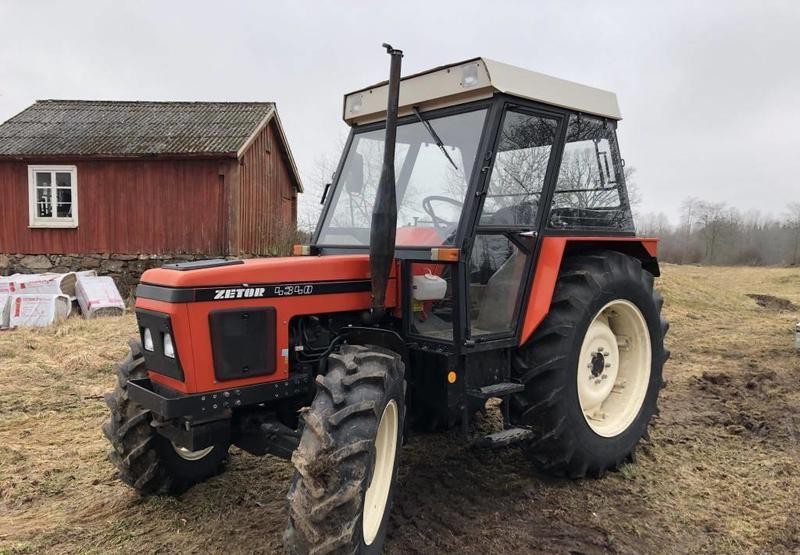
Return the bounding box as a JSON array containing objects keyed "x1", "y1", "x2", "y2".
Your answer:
[{"x1": 343, "y1": 57, "x2": 621, "y2": 125}]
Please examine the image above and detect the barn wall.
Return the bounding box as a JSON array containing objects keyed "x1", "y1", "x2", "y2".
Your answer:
[
  {"x1": 0, "y1": 158, "x2": 226, "y2": 255},
  {"x1": 235, "y1": 120, "x2": 298, "y2": 255},
  {"x1": 0, "y1": 252, "x2": 216, "y2": 297}
]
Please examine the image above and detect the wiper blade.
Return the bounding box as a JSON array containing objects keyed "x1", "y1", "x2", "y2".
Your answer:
[{"x1": 412, "y1": 107, "x2": 458, "y2": 170}]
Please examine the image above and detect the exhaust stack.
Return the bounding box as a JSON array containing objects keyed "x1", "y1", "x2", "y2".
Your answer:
[{"x1": 369, "y1": 43, "x2": 403, "y2": 319}]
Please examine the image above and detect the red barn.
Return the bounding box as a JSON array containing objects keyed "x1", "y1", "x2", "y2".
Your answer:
[{"x1": 0, "y1": 100, "x2": 303, "y2": 288}]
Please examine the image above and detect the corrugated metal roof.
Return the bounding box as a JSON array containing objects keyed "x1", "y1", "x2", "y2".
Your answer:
[{"x1": 0, "y1": 100, "x2": 276, "y2": 157}]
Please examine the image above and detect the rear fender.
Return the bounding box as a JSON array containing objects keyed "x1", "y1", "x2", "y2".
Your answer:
[{"x1": 519, "y1": 236, "x2": 659, "y2": 346}]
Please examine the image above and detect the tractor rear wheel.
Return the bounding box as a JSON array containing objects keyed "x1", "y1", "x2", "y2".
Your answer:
[
  {"x1": 284, "y1": 344, "x2": 405, "y2": 555},
  {"x1": 510, "y1": 251, "x2": 669, "y2": 478},
  {"x1": 102, "y1": 340, "x2": 229, "y2": 494}
]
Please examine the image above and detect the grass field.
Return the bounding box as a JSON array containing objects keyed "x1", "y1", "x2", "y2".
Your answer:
[{"x1": 1, "y1": 264, "x2": 799, "y2": 554}]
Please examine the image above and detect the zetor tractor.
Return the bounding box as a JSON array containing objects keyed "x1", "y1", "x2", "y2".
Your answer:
[{"x1": 104, "y1": 45, "x2": 668, "y2": 554}]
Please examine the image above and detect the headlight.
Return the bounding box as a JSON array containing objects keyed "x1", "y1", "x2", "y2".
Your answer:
[
  {"x1": 163, "y1": 332, "x2": 175, "y2": 359},
  {"x1": 143, "y1": 328, "x2": 154, "y2": 351}
]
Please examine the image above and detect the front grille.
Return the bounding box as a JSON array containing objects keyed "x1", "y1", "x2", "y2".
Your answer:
[{"x1": 209, "y1": 307, "x2": 276, "y2": 381}]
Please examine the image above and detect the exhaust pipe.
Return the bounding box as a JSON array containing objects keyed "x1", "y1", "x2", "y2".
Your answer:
[{"x1": 368, "y1": 43, "x2": 403, "y2": 320}]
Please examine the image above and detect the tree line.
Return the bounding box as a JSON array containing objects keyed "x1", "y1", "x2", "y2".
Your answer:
[{"x1": 636, "y1": 198, "x2": 800, "y2": 266}]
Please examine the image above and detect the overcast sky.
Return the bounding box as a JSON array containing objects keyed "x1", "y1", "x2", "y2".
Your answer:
[{"x1": 1, "y1": 0, "x2": 798, "y2": 224}]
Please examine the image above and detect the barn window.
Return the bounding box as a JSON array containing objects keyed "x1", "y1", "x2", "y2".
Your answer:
[{"x1": 27, "y1": 165, "x2": 78, "y2": 228}]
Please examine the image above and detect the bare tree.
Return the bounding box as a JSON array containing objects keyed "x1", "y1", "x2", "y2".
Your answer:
[
  {"x1": 696, "y1": 201, "x2": 727, "y2": 263},
  {"x1": 624, "y1": 166, "x2": 641, "y2": 209},
  {"x1": 298, "y1": 133, "x2": 349, "y2": 232},
  {"x1": 677, "y1": 197, "x2": 702, "y2": 263},
  {"x1": 785, "y1": 202, "x2": 800, "y2": 265},
  {"x1": 636, "y1": 211, "x2": 671, "y2": 236}
]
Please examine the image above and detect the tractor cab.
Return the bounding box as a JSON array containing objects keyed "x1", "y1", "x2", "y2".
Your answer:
[{"x1": 313, "y1": 57, "x2": 636, "y2": 348}]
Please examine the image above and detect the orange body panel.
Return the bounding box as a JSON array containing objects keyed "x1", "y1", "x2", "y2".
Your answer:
[
  {"x1": 519, "y1": 236, "x2": 658, "y2": 346},
  {"x1": 395, "y1": 226, "x2": 445, "y2": 246},
  {"x1": 137, "y1": 238, "x2": 658, "y2": 393},
  {"x1": 137, "y1": 255, "x2": 398, "y2": 394},
  {"x1": 141, "y1": 254, "x2": 386, "y2": 288}
]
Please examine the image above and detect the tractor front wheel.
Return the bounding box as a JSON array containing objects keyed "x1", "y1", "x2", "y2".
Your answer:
[
  {"x1": 284, "y1": 344, "x2": 405, "y2": 555},
  {"x1": 102, "y1": 340, "x2": 229, "y2": 494}
]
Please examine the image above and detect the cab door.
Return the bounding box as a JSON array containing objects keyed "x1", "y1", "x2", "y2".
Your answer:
[{"x1": 466, "y1": 105, "x2": 565, "y2": 340}]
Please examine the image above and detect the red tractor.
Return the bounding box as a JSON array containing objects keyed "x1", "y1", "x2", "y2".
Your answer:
[{"x1": 104, "y1": 45, "x2": 668, "y2": 554}]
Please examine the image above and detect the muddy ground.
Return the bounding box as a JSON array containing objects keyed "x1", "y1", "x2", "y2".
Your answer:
[{"x1": 1, "y1": 264, "x2": 799, "y2": 554}]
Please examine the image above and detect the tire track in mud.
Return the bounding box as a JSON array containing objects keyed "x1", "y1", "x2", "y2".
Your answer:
[{"x1": 385, "y1": 429, "x2": 636, "y2": 554}]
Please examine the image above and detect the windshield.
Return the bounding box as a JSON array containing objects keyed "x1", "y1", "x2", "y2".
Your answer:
[{"x1": 317, "y1": 108, "x2": 488, "y2": 247}]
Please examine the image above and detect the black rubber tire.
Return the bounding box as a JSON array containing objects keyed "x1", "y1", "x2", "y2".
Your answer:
[
  {"x1": 284, "y1": 344, "x2": 406, "y2": 555},
  {"x1": 102, "y1": 339, "x2": 229, "y2": 494},
  {"x1": 509, "y1": 250, "x2": 669, "y2": 478}
]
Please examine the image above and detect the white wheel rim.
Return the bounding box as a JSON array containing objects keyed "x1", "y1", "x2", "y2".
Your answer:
[
  {"x1": 172, "y1": 443, "x2": 214, "y2": 461},
  {"x1": 577, "y1": 300, "x2": 651, "y2": 438},
  {"x1": 362, "y1": 399, "x2": 398, "y2": 546}
]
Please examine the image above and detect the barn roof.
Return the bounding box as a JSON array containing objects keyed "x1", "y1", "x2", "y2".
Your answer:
[{"x1": 0, "y1": 100, "x2": 303, "y2": 190}]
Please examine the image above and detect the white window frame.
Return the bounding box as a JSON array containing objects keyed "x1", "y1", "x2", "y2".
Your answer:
[{"x1": 28, "y1": 165, "x2": 79, "y2": 228}]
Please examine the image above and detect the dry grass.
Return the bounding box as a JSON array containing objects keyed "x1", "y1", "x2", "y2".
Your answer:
[{"x1": 0, "y1": 264, "x2": 798, "y2": 554}]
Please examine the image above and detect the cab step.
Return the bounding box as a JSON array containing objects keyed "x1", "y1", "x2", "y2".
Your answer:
[
  {"x1": 476, "y1": 427, "x2": 535, "y2": 448},
  {"x1": 467, "y1": 382, "x2": 525, "y2": 400}
]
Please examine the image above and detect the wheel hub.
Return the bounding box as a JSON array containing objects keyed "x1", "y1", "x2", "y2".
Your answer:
[
  {"x1": 172, "y1": 443, "x2": 214, "y2": 461},
  {"x1": 577, "y1": 300, "x2": 651, "y2": 437},
  {"x1": 590, "y1": 351, "x2": 606, "y2": 377},
  {"x1": 578, "y1": 320, "x2": 620, "y2": 415}
]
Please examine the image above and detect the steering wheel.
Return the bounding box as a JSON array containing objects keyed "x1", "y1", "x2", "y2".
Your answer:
[{"x1": 422, "y1": 195, "x2": 463, "y2": 232}]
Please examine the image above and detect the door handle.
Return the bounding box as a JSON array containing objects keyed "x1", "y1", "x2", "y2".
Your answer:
[{"x1": 518, "y1": 230, "x2": 538, "y2": 238}]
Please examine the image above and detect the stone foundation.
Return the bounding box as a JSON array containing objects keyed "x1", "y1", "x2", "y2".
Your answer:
[{"x1": 0, "y1": 253, "x2": 214, "y2": 298}]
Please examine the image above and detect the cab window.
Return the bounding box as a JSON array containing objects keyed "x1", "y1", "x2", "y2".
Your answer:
[
  {"x1": 317, "y1": 109, "x2": 487, "y2": 247},
  {"x1": 479, "y1": 110, "x2": 559, "y2": 227},
  {"x1": 548, "y1": 114, "x2": 633, "y2": 231}
]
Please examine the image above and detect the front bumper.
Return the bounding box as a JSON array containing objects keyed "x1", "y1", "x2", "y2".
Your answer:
[
  {"x1": 128, "y1": 375, "x2": 313, "y2": 420},
  {"x1": 128, "y1": 375, "x2": 313, "y2": 451}
]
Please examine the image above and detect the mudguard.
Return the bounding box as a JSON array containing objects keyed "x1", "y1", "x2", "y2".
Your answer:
[{"x1": 520, "y1": 236, "x2": 659, "y2": 346}]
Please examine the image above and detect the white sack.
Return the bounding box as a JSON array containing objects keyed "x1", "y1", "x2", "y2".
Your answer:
[
  {"x1": 76, "y1": 275, "x2": 125, "y2": 318},
  {"x1": 0, "y1": 293, "x2": 10, "y2": 328},
  {"x1": 7, "y1": 273, "x2": 78, "y2": 298},
  {"x1": 0, "y1": 277, "x2": 13, "y2": 296},
  {"x1": 7, "y1": 294, "x2": 71, "y2": 327}
]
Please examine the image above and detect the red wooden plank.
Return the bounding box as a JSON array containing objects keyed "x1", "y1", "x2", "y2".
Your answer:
[{"x1": 0, "y1": 158, "x2": 225, "y2": 255}]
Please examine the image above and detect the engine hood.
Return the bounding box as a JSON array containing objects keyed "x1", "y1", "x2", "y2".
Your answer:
[{"x1": 139, "y1": 254, "x2": 393, "y2": 288}]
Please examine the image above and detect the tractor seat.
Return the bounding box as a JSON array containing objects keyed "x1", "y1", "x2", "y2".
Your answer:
[
  {"x1": 469, "y1": 203, "x2": 536, "y2": 334},
  {"x1": 483, "y1": 201, "x2": 537, "y2": 227},
  {"x1": 474, "y1": 248, "x2": 526, "y2": 333}
]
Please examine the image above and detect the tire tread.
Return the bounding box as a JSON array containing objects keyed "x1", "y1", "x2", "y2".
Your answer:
[{"x1": 285, "y1": 345, "x2": 405, "y2": 555}]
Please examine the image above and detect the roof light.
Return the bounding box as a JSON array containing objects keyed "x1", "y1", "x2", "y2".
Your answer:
[
  {"x1": 461, "y1": 64, "x2": 479, "y2": 88},
  {"x1": 293, "y1": 244, "x2": 311, "y2": 256},
  {"x1": 346, "y1": 93, "x2": 363, "y2": 114},
  {"x1": 431, "y1": 247, "x2": 460, "y2": 262}
]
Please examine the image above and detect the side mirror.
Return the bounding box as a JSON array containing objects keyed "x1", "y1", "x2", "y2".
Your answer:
[{"x1": 343, "y1": 152, "x2": 365, "y2": 195}]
